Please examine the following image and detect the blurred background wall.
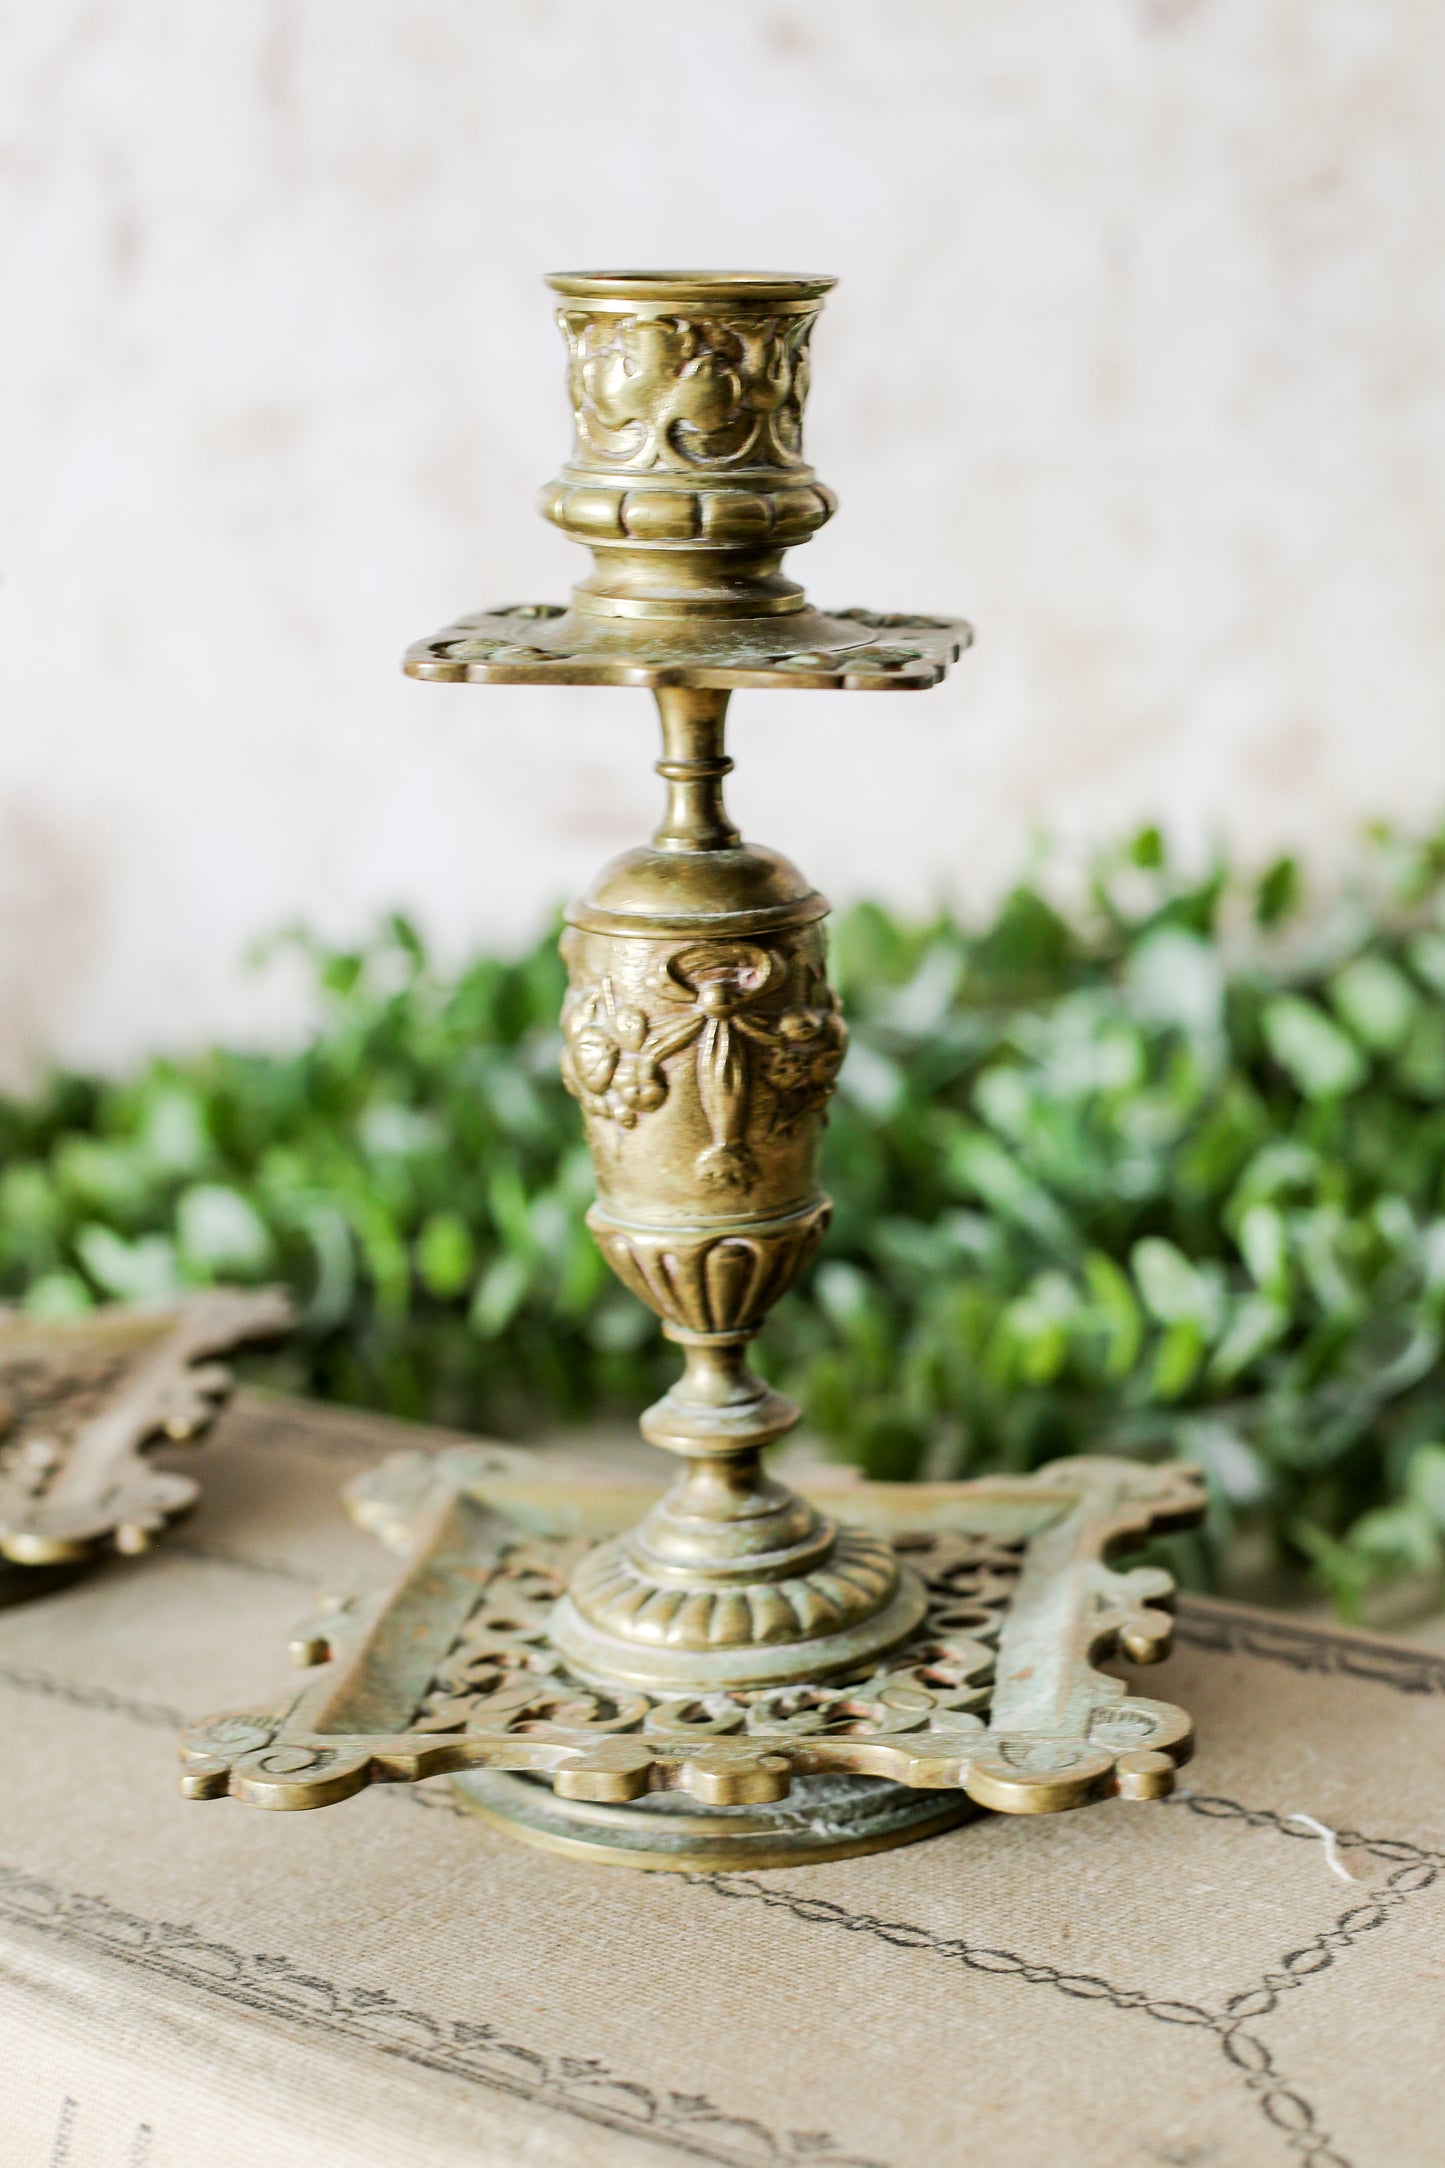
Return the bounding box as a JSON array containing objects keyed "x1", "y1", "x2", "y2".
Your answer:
[{"x1": 3, "y1": 0, "x2": 1443, "y2": 1083}]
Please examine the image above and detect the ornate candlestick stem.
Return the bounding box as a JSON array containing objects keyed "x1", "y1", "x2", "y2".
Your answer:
[
  {"x1": 553, "y1": 676, "x2": 921, "y2": 1691},
  {"x1": 651, "y1": 688, "x2": 739, "y2": 851}
]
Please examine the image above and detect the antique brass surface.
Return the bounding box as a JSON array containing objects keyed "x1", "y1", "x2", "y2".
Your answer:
[
  {"x1": 0, "y1": 1289, "x2": 290, "y2": 1600},
  {"x1": 179, "y1": 1447, "x2": 1204, "y2": 1866},
  {"x1": 446, "y1": 1770, "x2": 981, "y2": 1870},
  {"x1": 404, "y1": 273, "x2": 968, "y2": 691},
  {"x1": 412, "y1": 269, "x2": 975, "y2": 1699},
  {"x1": 180, "y1": 269, "x2": 1203, "y2": 1861}
]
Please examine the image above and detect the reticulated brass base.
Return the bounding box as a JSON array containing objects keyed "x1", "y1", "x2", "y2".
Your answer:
[
  {"x1": 448, "y1": 1767, "x2": 979, "y2": 1870},
  {"x1": 0, "y1": 1289, "x2": 291, "y2": 1599},
  {"x1": 180, "y1": 1452, "x2": 1206, "y2": 1858}
]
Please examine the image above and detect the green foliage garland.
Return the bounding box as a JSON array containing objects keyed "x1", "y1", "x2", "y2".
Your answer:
[{"x1": 8, "y1": 824, "x2": 1445, "y2": 1615}]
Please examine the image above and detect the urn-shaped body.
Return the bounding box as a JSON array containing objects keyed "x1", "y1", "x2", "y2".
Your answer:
[{"x1": 560, "y1": 840, "x2": 845, "y2": 1340}]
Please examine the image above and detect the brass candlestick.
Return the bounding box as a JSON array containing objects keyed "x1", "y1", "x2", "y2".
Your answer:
[
  {"x1": 422, "y1": 272, "x2": 959, "y2": 1697},
  {"x1": 181, "y1": 274, "x2": 1204, "y2": 1867}
]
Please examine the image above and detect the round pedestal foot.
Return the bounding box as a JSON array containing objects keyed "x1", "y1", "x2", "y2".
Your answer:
[{"x1": 448, "y1": 1768, "x2": 979, "y2": 1870}]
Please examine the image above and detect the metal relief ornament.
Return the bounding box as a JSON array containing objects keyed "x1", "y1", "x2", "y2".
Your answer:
[
  {"x1": 180, "y1": 1447, "x2": 1205, "y2": 1868},
  {"x1": 181, "y1": 271, "x2": 1203, "y2": 1864},
  {"x1": 0, "y1": 1289, "x2": 291, "y2": 1600}
]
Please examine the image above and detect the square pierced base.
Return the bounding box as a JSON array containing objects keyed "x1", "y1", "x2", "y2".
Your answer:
[{"x1": 180, "y1": 1447, "x2": 1205, "y2": 1863}]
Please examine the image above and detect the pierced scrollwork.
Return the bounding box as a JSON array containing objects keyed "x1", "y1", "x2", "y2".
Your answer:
[
  {"x1": 0, "y1": 1289, "x2": 291, "y2": 1578},
  {"x1": 829, "y1": 608, "x2": 958, "y2": 631},
  {"x1": 402, "y1": 605, "x2": 971, "y2": 691},
  {"x1": 180, "y1": 1455, "x2": 1205, "y2": 1821}
]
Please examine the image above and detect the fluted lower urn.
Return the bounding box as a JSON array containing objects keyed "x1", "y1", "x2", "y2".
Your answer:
[{"x1": 404, "y1": 271, "x2": 971, "y2": 1693}]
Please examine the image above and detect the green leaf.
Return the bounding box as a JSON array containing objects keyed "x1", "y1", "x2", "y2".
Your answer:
[
  {"x1": 1148, "y1": 1318, "x2": 1206, "y2": 1400},
  {"x1": 1406, "y1": 929, "x2": 1445, "y2": 998},
  {"x1": 836, "y1": 1041, "x2": 904, "y2": 1116},
  {"x1": 1294, "y1": 1208, "x2": 1359, "y2": 1317},
  {"x1": 1186, "y1": 1420, "x2": 1271, "y2": 1505},
  {"x1": 1207, "y1": 1295, "x2": 1289, "y2": 1384},
  {"x1": 292, "y1": 1203, "x2": 356, "y2": 1331},
  {"x1": 1229, "y1": 1140, "x2": 1320, "y2": 1215},
  {"x1": 966, "y1": 887, "x2": 1078, "y2": 993},
  {"x1": 53, "y1": 1138, "x2": 153, "y2": 1217},
  {"x1": 1292, "y1": 1520, "x2": 1372, "y2": 1616},
  {"x1": 347, "y1": 1197, "x2": 411, "y2": 1320},
  {"x1": 0, "y1": 1165, "x2": 61, "y2": 1240},
  {"x1": 586, "y1": 1294, "x2": 655, "y2": 1353},
  {"x1": 21, "y1": 1272, "x2": 94, "y2": 1320},
  {"x1": 1237, "y1": 1204, "x2": 1289, "y2": 1301},
  {"x1": 1406, "y1": 1442, "x2": 1445, "y2": 1529},
  {"x1": 1329, "y1": 956, "x2": 1417, "y2": 1052},
  {"x1": 1083, "y1": 1251, "x2": 1143, "y2": 1380},
  {"x1": 1261, "y1": 997, "x2": 1368, "y2": 1100},
  {"x1": 1346, "y1": 1501, "x2": 1440, "y2": 1575},
  {"x1": 416, "y1": 1211, "x2": 475, "y2": 1299},
  {"x1": 74, "y1": 1225, "x2": 182, "y2": 1303},
  {"x1": 1255, "y1": 855, "x2": 1302, "y2": 928},
  {"x1": 1393, "y1": 1007, "x2": 1445, "y2": 1097},
  {"x1": 1125, "y1": 927, "x2": 1224, "y2": 1041},
  {"x1": 814, "y1": 1262, "x2": 875, "y2": 1330},
  {"x1": 138, "y1": 1085, "x2": 210, "y2": 1177},
  {"x1": 469, "y1": 1253, "x2": 530, "y2": 1338},
  {"x1": 486, "y1": 1165, "x2": 536, "y2": 1257},
  {"x1": 999, "y1": 1271, "x2": 1080, "y2": 1385},
  {"x1": 360, "y1": 1104, "x2": 442, "y2": 1160},
  {"x1": 1131, "y1": 1238, "x2": 1223, "y2": 1333},
  {"x1": 946, "y1": 1132, "x2": 1079, "y2": 1255},
  {"x1": 176, "y1": 1184, "x2": 274, "y2": 1277}
]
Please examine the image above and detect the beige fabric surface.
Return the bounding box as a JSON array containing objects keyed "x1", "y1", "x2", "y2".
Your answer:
[{"x1": 1, "y1": 1391, "x2": 1443, "y2": 2168}]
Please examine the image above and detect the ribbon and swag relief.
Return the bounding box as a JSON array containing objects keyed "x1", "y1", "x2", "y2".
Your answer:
[{"x1": 559, "y1": 943, "x2": 847, "y2": 1183}]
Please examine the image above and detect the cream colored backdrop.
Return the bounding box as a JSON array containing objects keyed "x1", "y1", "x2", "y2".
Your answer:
[{"x1": 4, "y1": 2, "x2": 1443, "y2": 1080}]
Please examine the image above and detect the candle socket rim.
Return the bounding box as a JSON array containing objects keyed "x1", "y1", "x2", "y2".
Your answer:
[{"x1": 547, "y1": 269, "x2": 837, "y2": 306}]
